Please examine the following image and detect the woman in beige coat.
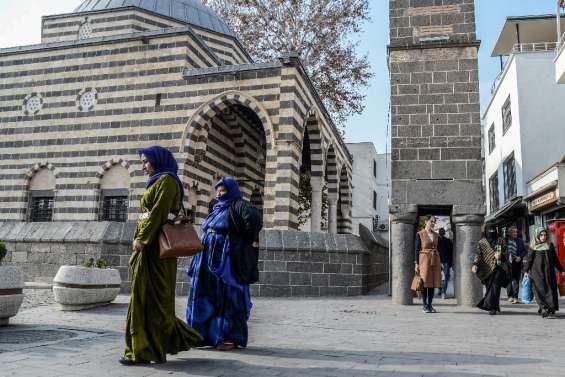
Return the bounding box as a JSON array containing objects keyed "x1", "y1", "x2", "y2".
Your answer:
[{"x1": 415, "y1": 215, "x2": 442, "y2": 313}]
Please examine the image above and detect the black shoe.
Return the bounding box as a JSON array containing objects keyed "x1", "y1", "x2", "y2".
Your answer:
[
  {"x1": 428, "y1": 306, "x2": 437, "y2": 313},
  {"x1": 119, "y1": 356, "x2": 150, "y2": 366},
  {"x1": 488, "y1": 310, "x2": 497, "y2": 315},
  {"x1": 542, "y1": 310, "x2": 549, "y2": 318}
]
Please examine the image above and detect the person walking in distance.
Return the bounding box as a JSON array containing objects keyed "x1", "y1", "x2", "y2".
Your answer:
[
  {"x1": 524, "y1": 227, "x2": 565, "y2": 318},
  {"x1": 415, "y1": 215, "x2": 442, "y2": 313},
  {"x1": 437, "y1": 228, "x2": 453, "y2": 299},
  {"x1": 506, "y1": 226, "x2": 526, "y2": 304},
  {"x1": 473, "y1": 225, "x2": 509, "y2": 315}
]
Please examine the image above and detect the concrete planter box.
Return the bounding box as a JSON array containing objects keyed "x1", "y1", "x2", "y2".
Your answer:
[
  {"x1": 0, "y1": 265, "x2": 25, "y2": 326},
  {"x1": 53, "y1": 266, "x2": 121, "y2": 311}
]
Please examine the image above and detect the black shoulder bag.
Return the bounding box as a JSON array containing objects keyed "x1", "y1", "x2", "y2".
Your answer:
[{"x1": 228, "y1": 201, "x2": 260, "y2": 285}]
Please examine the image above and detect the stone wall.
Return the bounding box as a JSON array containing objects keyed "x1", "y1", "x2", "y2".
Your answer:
[
  {"x1": 0, "y1": 222, "x2": 388, "y2": 297},
  {"x1": 387, "y1": 0, "x2": 484, "y2": 306}
]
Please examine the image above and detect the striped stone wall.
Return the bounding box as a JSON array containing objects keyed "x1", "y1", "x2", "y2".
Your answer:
[
  {"x1": 0, "y1": 9, "x2": 352, "y2": 232},
  {"x1": 41, "y1": 8, "x2": 251, "y2": 66}
]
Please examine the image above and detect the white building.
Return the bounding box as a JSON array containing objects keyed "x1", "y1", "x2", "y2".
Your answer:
[
  {"x1": 483, "y1": 15, "x2": 565, "y2": 238},
  {"x1": 346, "y1": 142, "x2": 390, "y2": 238}
]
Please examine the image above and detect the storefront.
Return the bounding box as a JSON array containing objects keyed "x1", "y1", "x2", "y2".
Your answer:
[{"x1": 524, "y1": 157, "x2": 565, "y2": 230}]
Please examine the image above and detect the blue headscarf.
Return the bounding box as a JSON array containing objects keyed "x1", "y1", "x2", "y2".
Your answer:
[
  {"x1": 138, "y1": 145, "x2": 184, "y2": 206},
  {"x1": 202, "y1": 176, "x2": 242, "y2": 232}
]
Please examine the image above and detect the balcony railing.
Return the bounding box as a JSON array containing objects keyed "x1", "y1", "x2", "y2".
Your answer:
[
  {"x1": 491, "y1": 42, "x2": 558, "y2": 94},
  {"x1": 512, "y1": 42, "x2": 557, "y2": 53}
]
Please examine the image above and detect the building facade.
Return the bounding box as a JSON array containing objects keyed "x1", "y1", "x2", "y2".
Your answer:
[
  {"x1": 525, "y1": 157, "x2": 565, "y2": 230},
  {"x1": 388, "y1": 0, "x2": 484, "y2": 306},
  {"x1": 484, "y1": 15, "x2": 565, "y2": 239},
  {"x1": 346, "y1": 142, "x2": 390, "y2": 238},
  {"x1": 0, "y1": 0, "x2": 353, "y2": 234}
]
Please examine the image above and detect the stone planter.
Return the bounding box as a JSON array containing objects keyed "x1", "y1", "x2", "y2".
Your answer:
[
  {"x1": 0, "y1": 265, "x2": 25, "y2": 326},
  {"x1": 53, "y1": 266, "x2": 121, "y2": 311}
]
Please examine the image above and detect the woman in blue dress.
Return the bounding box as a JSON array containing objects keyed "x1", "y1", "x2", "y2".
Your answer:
[{"x1": 186, "y1": 176, "x2": 262, "y2": 351}]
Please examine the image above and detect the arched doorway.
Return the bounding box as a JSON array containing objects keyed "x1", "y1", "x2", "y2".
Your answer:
[
  {"x1": 324, "y1": 145, "x2": 339, "y2": 233},
  {"x1": 181, "y1": 92, "x2": 274, "y2": 225},
  {"x1": 337, "y1": 166, "x2": 352, "y2": 234}
]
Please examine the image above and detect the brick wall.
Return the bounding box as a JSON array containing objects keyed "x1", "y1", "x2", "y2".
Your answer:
[{"x1": 0, "y1": 222, "x2": 388, "y2": 297}]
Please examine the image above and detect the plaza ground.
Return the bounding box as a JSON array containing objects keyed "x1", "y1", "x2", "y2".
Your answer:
[{"x1": 1, "y1": 287, "x2": 565, "y2": 377}]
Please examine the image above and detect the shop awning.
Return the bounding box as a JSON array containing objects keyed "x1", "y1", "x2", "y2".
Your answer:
[{"x1": 485, "y1": 196, "x2": 527, "y2": 225}]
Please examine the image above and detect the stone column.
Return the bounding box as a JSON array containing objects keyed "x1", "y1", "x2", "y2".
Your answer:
[
  {"x1": 452, "y1": 214, "x2": 484, "y2": 307},
  {"x1": 310, "y1": 177, "x2": 323, "y2": 232},
  {"x1": 328, "y1": 195, "x2": 338, "y2": 234},
  {"x1": 390, "y1": 205, "x2": 418, "y2": 305}
]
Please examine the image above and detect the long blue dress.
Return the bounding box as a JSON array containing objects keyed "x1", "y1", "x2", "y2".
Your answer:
[{"x1": 186, "y1": 206, "x2": 252, "y2": 348}]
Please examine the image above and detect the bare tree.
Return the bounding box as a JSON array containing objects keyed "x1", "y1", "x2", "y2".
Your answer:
[{"x1": 203, "y1": 0, "x2": 372, "y2": 128}]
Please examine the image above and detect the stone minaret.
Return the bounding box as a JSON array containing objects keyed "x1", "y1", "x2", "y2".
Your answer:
[{"x1": 388, "y1": 0, "x2": 484, "y2": 306}]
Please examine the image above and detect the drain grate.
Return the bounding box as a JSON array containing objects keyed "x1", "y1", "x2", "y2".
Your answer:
[{"x1": 0, "y1": 329, "x2": 77, "y2": 345}]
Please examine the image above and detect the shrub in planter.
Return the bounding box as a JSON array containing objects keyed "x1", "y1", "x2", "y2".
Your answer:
[
  {"x1": 53, "y1": 259, "x2": 121, "y2": 311},
  {"x1": 0, "y1": 241, "x2": 25, "y2": 326}
]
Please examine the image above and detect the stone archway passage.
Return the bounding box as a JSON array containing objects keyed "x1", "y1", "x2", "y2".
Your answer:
[{"x1": 182, "y1": 92, "x2": 270, "y2": 225}]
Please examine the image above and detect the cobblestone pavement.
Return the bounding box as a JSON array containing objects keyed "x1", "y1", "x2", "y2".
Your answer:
[{"x1": 1, "y1": 292, "x2": 565, "y2": 377}]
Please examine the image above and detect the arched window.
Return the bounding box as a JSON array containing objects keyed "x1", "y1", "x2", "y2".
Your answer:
[
  {"x1": 99, "y1": 165, "x2": 130, "y2": 222},
  {"x1": 28, "y1": 168, "x2": 55, "y2": 222}
]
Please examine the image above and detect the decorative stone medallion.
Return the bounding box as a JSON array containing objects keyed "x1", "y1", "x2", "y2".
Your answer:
[
  {"x1": 78, "y1": 19, "x2": 93, "y2": 40},
  {"x1": 77, "y1": 88, "x2": 98, "y2": 111},
  {"x1": 22, "y1": 93, "x2": 43, "y2": 116}
]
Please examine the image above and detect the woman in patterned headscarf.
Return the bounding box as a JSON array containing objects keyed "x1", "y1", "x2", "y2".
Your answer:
[
  {"x1": 524, "y1": 227, "x2": 564, "y2": 318},
  {"x1": 187, "y1": 176, "x2": 262, "y2": 351},
  {"x1": 472, "y1": 224, "x2": 509, "y2": 315},
  {"x1": 120, "y1": 145, "x2": 202, "y2": 365}
]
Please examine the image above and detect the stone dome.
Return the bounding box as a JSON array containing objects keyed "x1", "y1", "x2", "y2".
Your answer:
[{"x1": 74, "y1": 0, "x2": 235, "y2": 37}]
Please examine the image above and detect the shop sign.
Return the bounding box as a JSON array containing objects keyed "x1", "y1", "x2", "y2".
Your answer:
[{"x1": 529, "y1": 190, "x2": 557, "y2": 211}]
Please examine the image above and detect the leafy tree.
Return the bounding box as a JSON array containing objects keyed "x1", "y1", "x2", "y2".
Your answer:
[{"x1": 203, "y1": 0, "x2": 373, "y2": 128}]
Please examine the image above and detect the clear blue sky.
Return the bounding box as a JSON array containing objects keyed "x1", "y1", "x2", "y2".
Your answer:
[{"x1": 345, "y1": 0, "x2": 559, "y2": 153}]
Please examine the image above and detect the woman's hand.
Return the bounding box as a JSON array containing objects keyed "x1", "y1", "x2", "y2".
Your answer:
[
  {"x1": 415, "y1": 264, "x2": 420, "y2": 274},
  {"x1": 132, "y1": 239, "x2": 145, "y2": 252},
  {"x1": 252, "y1": 241, "x2": 259, "y2": 248},
  {"x1": 471, "y1": 265, "x2": 478, "y2": 274},
  {"x1": 494, "y1": 251, "x2": 501, "y2": 260},
  {"x1": 523, "y1": 271, "x2": 529, "y2": 277}
]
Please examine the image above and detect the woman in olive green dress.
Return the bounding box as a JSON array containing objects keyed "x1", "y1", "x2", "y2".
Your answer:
[{"x1": 120, "y1": 145, "x2": 202, "y2": 365}]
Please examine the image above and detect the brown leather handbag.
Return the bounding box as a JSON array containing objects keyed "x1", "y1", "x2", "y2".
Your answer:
[
  {"x1": 158, "y1": 211, "x2": 204, "y2": 259},
  {"x1": 411, "y1": 274, "x2": 424, "y2": 292}
]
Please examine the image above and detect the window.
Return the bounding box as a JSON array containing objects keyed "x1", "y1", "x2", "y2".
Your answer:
[
  {"x1": 488, "y1": 123, "x2": 495, "y2": 154},
  {"x1": 489, "y1": 172, "x2": 499, "y2": 211},
  {"x1": 155, "y1": 93, "x2": 162, "y2": 107},
  {"x1": 502, "y1": 96, "x2": 512, "y2": 134},
  {"x1": 78, "y1": 20, "x2": 93, "y2": 40},
  {"x1": 99, "y1": 165, "x2": 130, "y2": 222},
  {"x1": 101, "y1": 196, "x2": 128, "y2": 222},
  {"x1": 77, "y1": 88, "x2": 98, "y2": 112},
  {"x1": 28, "y1": 168, "x2": 55, "y2": 222},
  {"x1": 23, "y1": 93, "x2": 43, "y2": 116},
  {"x1": 503, "y1": 153, "x2": 517, "y2": 202},
  {"x1": 373, "y1": 191, "x2": 377, "y2": 210},
  {"x1": 30, "y1": 196, "x2": 54, "y2": 222},
  {"x1": 373, "y1": 160, "x2": 377, "y2": 177}
]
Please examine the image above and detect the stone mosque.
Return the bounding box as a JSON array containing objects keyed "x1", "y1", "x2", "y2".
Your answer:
[
  {"x1": 0, "y1": 0, "x2": 352, "y2": 232},
  {"x1": 0, "y1": 1, "x2": 392, "y2": 297}
]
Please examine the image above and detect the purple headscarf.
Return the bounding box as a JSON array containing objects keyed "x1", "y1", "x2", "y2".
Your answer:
[{"x1": 138, "y1": 145, "x2": 184, "y2": 206}]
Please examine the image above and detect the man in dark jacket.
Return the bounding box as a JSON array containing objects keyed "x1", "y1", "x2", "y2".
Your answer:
[
  {"x1": 506, "y1": 225, "x2": 527, "y2": 303},
  {"x1": 438, "y1": 228, "x2": 453, "y2": 299}
]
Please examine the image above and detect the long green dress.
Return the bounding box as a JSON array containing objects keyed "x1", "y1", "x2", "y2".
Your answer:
[{"x1": 124, "y1": 174, "x2": 202, "y2": 363}]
